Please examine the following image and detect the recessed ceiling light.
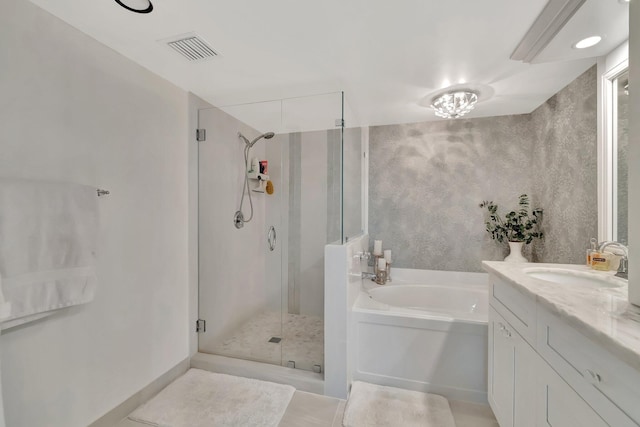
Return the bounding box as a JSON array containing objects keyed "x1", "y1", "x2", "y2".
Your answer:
[
  {"x1": 574, "y1": 36, "x2": 602, "y2": 49},
  {"x1": 115, "y1": 0, "x2": 153, "y2": 14}
]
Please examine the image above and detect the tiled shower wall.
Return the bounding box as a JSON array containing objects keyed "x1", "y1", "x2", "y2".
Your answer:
[{"x1": 369, "y1": 66, "x2": 597, "y2": 271}]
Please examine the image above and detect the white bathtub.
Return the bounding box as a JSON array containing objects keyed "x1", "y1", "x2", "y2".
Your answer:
[
  {"x1": 351, "y1": 268, "x2": 489, "y2": 403},
  {"x1": 367, "y1": 284, "x2": 487, "y2": 322}
]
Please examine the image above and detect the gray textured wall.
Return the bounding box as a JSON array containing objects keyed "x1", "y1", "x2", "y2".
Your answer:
[
  {"x1": 343, "y1": 127, "x2": 363, "y2": 241},
  {"x1": 530, "y1": 66, "x2": 598, "y2": 265},
  {"x1": 369, "y1": 66, "x2": 597, "y2": 271},
  {"x1": 617, "y1": 71, "x2": 629, "y2": 244}
]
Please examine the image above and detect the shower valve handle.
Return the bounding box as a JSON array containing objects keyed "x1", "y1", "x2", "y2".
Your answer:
[
  {"x1": 355, "y1": 251, "x2": 371, "y2": 261},
  {"x1": 267, "y1": 226, "x2": 276, "y2": 251}
]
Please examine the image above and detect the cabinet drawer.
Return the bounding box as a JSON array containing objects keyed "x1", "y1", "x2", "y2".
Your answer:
[
  {"x1": 537, "y1": 355, "x2": 609, "y2": 427},
  {"x1": 537, "y1": 308, "x2": 640, "y2": 426},
  {"x1": 489, "y1": 276, "x2": 536, "y2": 345}
]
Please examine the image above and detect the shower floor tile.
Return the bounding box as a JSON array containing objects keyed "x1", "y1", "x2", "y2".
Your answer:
[{"x1": 211, "y1": 311, "x2": 324, "y2": 372}]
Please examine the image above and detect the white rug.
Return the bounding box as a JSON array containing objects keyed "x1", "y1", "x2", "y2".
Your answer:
[
  {"x1": 342, "y1": 381, "x2": 456, "y2": 427},
  {"x1": 128, "y1": 369, "x2": 295, "y2": 427}
]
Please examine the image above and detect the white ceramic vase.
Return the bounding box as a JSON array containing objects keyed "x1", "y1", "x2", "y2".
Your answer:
[{"x1": 505, "y1": 241, "x2": 528, "y2": 263}]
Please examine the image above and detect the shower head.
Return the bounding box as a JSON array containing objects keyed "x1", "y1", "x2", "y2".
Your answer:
[
  {"x1": 238, "y1": 131, "x2": 276, "y2": 148},
  {"x1": 250, "y1": 132, "x2": 275, "y2": 147}
]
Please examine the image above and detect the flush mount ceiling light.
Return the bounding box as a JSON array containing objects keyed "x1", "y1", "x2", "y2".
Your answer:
[
  {"x1": 115, "y1": 0, "x2": 153, "y2": 13},
  {"x1": 573, "y1": 36, "x2": 602, "y2": 49},
  {"x1": 430, "y1": 91, "x2": 479, "y2": 119}
]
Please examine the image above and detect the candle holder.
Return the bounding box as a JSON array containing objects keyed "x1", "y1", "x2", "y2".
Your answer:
[
  {"x1": 373, "y1": 254, "x2": 383, "y2": 274},
  {"x1": 385, "y1": 261, "x2": 392, "y2": 282},
  {"x1": 375, "y1": 268, "x2": 387, "y2": 285}
]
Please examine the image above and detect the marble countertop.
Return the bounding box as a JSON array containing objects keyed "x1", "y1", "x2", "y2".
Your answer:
[{"x1": 482, "y1": 261, "x2": 640, "y2": 371}]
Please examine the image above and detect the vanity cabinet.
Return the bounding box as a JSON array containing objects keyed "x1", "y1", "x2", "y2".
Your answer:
[
  {"x1": 537, "y1": 309, "x2": 639, "y2": 427},
  {"x1": 488, "y1": 274, "x2": 640, "y2": 427}
]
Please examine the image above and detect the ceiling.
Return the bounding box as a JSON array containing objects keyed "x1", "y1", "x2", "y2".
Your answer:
[{"x1": 29, "y1": 0, "x2": 628, "y2": 129}]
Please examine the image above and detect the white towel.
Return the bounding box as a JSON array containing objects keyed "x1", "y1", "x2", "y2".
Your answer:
[{"x1": 0, "y1": 177, "x2": 98, "y2": 329}]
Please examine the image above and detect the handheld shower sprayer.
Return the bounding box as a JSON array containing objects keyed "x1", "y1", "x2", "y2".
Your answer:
[
  {"x1": 239, "y1": 132, "x2": 275, "y2": 148},
  {"x1": 234, "y1": 131, "x2": 275, "y2": 229}
]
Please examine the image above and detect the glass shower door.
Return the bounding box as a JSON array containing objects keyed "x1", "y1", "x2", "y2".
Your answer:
[
  {"x1": 197, "y1": 106, "x2": 283, "y2": 366},
  {"x1": 197, "y1": 92, "x2": 346, "y2": 373}
]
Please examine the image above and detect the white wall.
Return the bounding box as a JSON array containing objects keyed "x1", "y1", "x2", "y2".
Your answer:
[
  {"x1": 0, "y1": 1, "x2": 190, "y2": 426},
  {"x1": 324, "y1": 234, "x2": 368, "y2": 399},
  {"x1": 629, "y1": 1, "x2": 640, "y2": 306}
]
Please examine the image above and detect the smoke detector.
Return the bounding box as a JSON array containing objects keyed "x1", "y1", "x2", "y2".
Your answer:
[{"x1": 161, "y1": 33, "x2": 219, "y2": 62}]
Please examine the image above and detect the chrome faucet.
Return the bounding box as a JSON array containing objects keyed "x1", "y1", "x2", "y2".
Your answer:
[
  {"x1": 598, "y1": 241, "x2": 629, "y2": 279},
  {"x1": 362, "y1": 272, "x2": 377, "y2": 280}
]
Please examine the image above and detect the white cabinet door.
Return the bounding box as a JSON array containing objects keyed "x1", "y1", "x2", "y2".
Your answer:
[
  {"x1": 490, "y1": 306, "x2": 537, "y2": 427},
  {"x1": 537, "y1": 355, "x2": 609, "y2": 427},
  {"x1": 489, "y1": 307, "x2": 515, "y2": 427},
  {"x1": 514, "y1": 330, "x2": 536, "y2": 427}
]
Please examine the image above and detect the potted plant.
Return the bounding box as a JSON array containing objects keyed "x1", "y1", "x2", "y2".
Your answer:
[{"x1": 479, "y1": 194, "x2": 543, "y2": 262}]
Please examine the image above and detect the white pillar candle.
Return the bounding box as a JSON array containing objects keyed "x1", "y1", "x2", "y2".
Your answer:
[
  {"x1": 384, "y1": 249, "x2": 392, "y2": 263},
  {"x1": 377, "y1": 258, "x2": 387, "y2": 270},
  {"x1": 373, "y1": 240, "x2": 383, "y2": 256}
]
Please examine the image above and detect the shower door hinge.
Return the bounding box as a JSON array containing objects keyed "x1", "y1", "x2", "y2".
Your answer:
[
  {"x1": 335, "y1": 119, "x2": 344, "y2": 128},
  {"x1": 196, "y1": 129, "x2": 206, "y2": 142},
  {"x1": 196, "y1": 319, "x2": 206, "y2": 333}
]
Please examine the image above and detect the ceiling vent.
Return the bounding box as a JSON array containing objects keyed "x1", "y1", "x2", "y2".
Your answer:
[{"x1": 162, "y1": 33, "x2": 219, "y2": 62}]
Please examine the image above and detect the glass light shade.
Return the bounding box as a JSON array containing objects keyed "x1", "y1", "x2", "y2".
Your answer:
[{"x1": 430, "y1": 91, "x2": 479, "y2": 119}]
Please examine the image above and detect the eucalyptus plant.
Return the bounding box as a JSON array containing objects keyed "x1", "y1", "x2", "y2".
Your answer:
[{"x1": 479, "y1": 194, "x2": 543, "y2": 244}]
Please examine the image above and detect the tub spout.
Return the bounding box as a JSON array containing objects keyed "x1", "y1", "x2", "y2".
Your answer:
[{"x1": 362, "y1": 272, "x2": 376, "y2": 281}]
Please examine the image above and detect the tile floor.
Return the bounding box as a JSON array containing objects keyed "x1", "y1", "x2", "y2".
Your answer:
[
  {"x1": 211, "y1": 311, "x2": 324, "y2": 372},
  {"x1": 115, "y1": 390, "x2": 498, "y2": 427}
]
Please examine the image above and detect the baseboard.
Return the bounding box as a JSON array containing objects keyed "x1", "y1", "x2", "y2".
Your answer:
[{"x1": 88, "y1": 357, "x2": 190, "y2": 427}]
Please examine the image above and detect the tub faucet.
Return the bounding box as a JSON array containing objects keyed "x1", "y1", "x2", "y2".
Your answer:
[
  {"x1": 598, "y1": 241, "x2": 629, "y2": 279},
  {"x1": 362, "y1": 272, "x2": 377, "y2": 281}
]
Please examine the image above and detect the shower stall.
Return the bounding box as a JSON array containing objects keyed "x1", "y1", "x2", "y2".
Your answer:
[{"x1": 197, "y1": 92, "x2": 364, "y2": 375}]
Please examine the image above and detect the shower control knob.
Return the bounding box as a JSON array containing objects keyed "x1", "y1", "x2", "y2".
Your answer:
[{"x1": 355, "y1": 251, "x2": 372, "y2": 261}]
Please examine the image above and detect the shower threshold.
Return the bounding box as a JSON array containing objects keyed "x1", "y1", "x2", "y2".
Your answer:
[{"x1": 191, "y1": 352, "x2": 324, "y2": 395}]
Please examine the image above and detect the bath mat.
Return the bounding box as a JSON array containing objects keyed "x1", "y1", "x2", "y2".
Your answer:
[
  {"x1": 342, "y1": 381, "x2": 456, "y2": 427},
  {"x1": 128, "y1": 368, "x2": 295, "y2": 427}
]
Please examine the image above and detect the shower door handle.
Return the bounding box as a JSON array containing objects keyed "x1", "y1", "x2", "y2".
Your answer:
[{"x1": 267, "y1": 226, "x2": 277, "y2": 251}]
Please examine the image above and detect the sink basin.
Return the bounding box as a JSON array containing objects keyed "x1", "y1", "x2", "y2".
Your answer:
[{"x1": 524, "y1": 268, "x2": 625, "y2": 289}]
